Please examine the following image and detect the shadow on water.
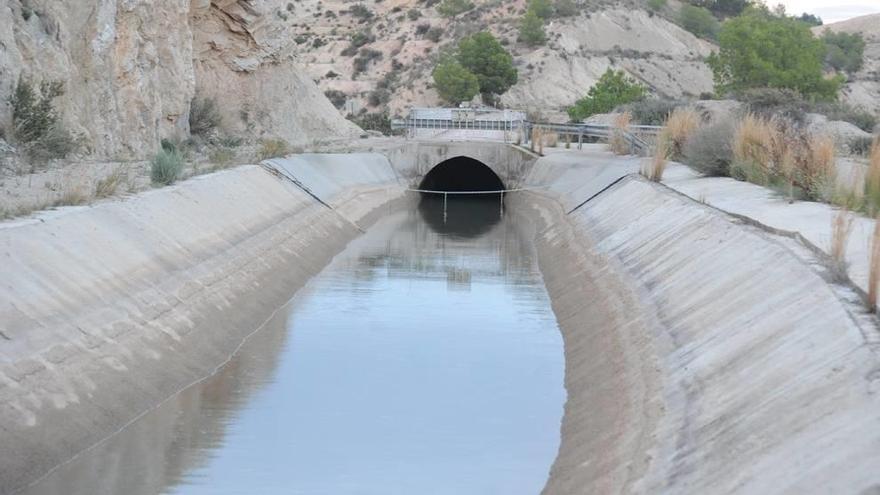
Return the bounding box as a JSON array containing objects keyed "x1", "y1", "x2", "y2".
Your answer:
[{"x1": 417, "y1": 193, "x2": 504, "y2": 238}]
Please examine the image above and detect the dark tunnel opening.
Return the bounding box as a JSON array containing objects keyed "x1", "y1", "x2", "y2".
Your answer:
[
  {"x1": 416, "y1": 157, "x2": 506, "y2": 238},
  {"x1": 418, "y1": 156, "x2": 505, "y2": 192}
]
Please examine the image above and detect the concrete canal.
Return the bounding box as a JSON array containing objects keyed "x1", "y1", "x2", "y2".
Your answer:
[{"x1": 21, "y1": 195, "x2": 565, "y2": 495}]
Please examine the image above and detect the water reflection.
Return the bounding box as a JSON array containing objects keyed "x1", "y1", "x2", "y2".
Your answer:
[
  {"x1": 23, "y1": 197, "x2": 564, "y2": 495},
  {"x1": 417, "y1": 194, "x2": 503, "y2": 238}
]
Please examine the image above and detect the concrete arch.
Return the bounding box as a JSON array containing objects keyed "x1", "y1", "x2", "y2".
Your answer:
[
  {"x1": 384, "y1": 141, "x2": 538, "y2": 189},
  {"x1": 418, "y1": 155, "x2": 506, "y2": 192}
]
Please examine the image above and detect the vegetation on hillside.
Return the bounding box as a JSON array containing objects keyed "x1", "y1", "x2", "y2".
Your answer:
[
  {"x1": 821, "y1": 30, "x2": 866, "y2": 74},
  {"x1": 679, "y1": 4, "x2": 719, "y2": 39},
  {"x1": 707, "y1": 8, "x2": 842, "y2": 100},
  {"x1": 432, "y1": 59, "x2": 480, "y2": 104},
  {"x1": 7, "y1": 77, "x2": 78, "y2": 163},
  {"x1": 518, "y1": 10, "x2": 547, "y2": 46},
  {"x1": 568, "y1": 69, "x2": 647, "y2": 121},
  {"x1": 432, "y1": 32, "x2": 517, "y2": 105}
]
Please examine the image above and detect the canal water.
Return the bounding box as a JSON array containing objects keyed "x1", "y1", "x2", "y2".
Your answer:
[{"x1": 23, "y1": 196, "x2": 565, "y2": 495}]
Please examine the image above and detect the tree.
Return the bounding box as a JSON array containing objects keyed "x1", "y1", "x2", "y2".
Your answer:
[
  {"x1": 528, "y1": 0, "x2": 553, "y2": 19},
  {"x1": 436, "y1": 0, "x2": 473, "y2": 17},
  {"x1": 518, "y1": 10, "x2": 546, "y2": 46},
  {"x1": 797, "y1": 12, "x2": 822, "y2": 26},
  {"x1": 709, "y1": 0, "x2": 751, "y2": 18},
  {"x1": 707, "y1": 9, "x2": 841, "y2": 100},
  {"x1": 680, "y1": 5, "x2": 719, "y2": 39},
  {"x1": 457, "y1": 32, "x2": 518, "y2": 99},
  {"x1": 822, "y1": 30, "x2": 865, "y2": 73},
  {"x1": 432, "y1": 59, "x2": 480, "y2": 104},
  {"x1": 567, "y1": 69, "x2": 647, "y2": 121}
]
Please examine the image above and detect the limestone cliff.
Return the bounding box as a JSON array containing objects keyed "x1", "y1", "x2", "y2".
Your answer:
[{"x1": 0, "y1": 0, "x2": 359, "y2": 160}]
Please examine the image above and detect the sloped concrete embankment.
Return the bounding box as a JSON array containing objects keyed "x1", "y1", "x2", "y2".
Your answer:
[
  {"x1": 0, "y1": 154, "x2": 404, "y2": 493},
  {"x1": 518, "y1": 160, "x2": 880, "y2": 493}
]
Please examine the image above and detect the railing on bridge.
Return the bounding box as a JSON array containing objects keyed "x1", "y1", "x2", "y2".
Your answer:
[{"x1": 391, "y1": 115, "x2": 663, "y2": 155}]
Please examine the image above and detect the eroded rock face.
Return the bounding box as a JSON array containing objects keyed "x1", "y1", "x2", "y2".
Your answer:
[
  {"x1": 191, "y1": 0, "x2": 360, "y2": 146},
  {"x1": 0, "y1": 0, "x2": 357, "y2": 160}
]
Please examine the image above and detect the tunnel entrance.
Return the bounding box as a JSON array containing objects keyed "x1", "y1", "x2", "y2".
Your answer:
[
  {"x1": 416, "y1": 157, "x2": 505, "y2": 236},
  {"x1": 418, "y1": 156, "x2": 504, "y2": 192}
]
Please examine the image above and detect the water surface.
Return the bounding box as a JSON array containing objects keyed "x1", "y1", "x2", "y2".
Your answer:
[{"x1": 23, "y1": 197, "x2": 565, "y2": 495}]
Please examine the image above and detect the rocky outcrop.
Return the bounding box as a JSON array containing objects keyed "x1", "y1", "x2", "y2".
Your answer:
[
  {"x1": 0, "y1": 0, "x2": 357, "y2": 160},
  {"x1": 190, "y1": 0, "x2": 360, "y2": 145},
  {"x1": 501, "y1": 9, "x2": 715, "y2": 113}
]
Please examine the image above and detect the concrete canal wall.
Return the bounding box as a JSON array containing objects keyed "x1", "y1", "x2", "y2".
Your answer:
[{"x1": 1, "y1": 141, "x2": 879, "y2": 494}]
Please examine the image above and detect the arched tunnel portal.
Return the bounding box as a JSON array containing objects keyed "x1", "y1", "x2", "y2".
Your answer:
[{"x1": 418, "y1": 156, "x2": 505, "y2": 192}]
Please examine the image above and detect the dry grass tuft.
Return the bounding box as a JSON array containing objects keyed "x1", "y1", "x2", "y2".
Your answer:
[
  {"x1": 870, "y1": 215, "x2": 880, "y2": 312},
  {"x1": 803, "y1": 134, "x2": 836, "y2": 200},
  {"x1": 94, "y1": 167, "x2": 126, "y2": 199},
  {"x1": 665, "y1": 107, "x2": 699, "y2": 158},
  {"x1": 829, "y1": 209, "x2": 853, "y2": 280},
  {"x1": 866, "y1": 137, "x2": 880, "y2": 214},
  {"x1": 730, "y1": 114, "x2": 837, "y2": 201},
  {"x1": 642, "y1": 131, "x2": 670, "y2": 182},
  {"x1": 608, "y1": 111, "x2": 632, "y2": 155},
  {"x1": 731, "y1": 113, "x2": 775, "y2": 183},
  {"x1": 257, "y1": 138, "x2": 291, "y2": 161},
  {"x1": 52, "y1": 185, "x2": 90, "y2": 207}
]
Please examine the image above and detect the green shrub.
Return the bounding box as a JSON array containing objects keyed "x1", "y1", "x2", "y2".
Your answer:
[
  {"x1": 426, "y1": 26, "x2": 444, "y2": 42},
  {"x1": 25, "y1": 125, "x2": 78, "y2": 163},
  {"x1": 705, "y1": 0, "x2": 750, "y2": 18},
  {"x1": 348, "y1": 112, "x2": 394, "y2": 135},
  {"x1": 432, "y1": 59, "x2": 480, "y2": 104},
  {"x1": 353, "y1": 48, "x2": 383, "y2": 74},
  {"x1": 814, "y1": 102, "x2": 877, "y2": 132},
  {"x1": 349, "y1": 4, "x2": 373, "y2": 18},
  {"x1": 568, "y1": 69, "x2": 646, "y2": 121},
  {"x1": 437, "y1": 0, "x2": 473, "y2": 17},
  {"x1": 368, "y1": 88, "x2": 391, "y2": 107},
  {"x1": 527, "y1": 0, "x2": 553, "y2": 19},
  {"x1": 737, "y1": 88, "x2": 877, "y2": 132},
  {"x1": 189, "y1": 95, "x2": 222, "y2": 137},
  {"x1": 707, "y1": 9, "x2": 841, "y2": 100},
  {"x1": 408, "y1": 9, "x2": 421, "y2": 20},
  {"x1": 518, "y1": 10, "x2": 546, "y2": 46},
  {"x1": 647, "y1": 0, "x2": 666, "y2": 10},
  {"x1": 324, "y1": 89, "x2": 347, "y2": 109},
  {"x1": 679, "y1": 5, "x2": 719, "y2": 39},
  {"x1": 683, "y1": 118, "x2": 735, "y2": 176},
  {"x1": 208, "y1": 146, "x2": 236, "y2": 169},
  {"x1": 258, "y1": 139, "x2": 291, "y2": 160},
  {"x1": 821, "y1": 30, "x2": 865, "y2": 73},
  {"x1": 8, "y1": 77, "x2": 77, "y2": 162},
  {"x1": 619, "y1": 98, "x2": 682, "y2": 125},
  {"x1": 151, "y1": 149, "x2": 184, "y2": 185}
]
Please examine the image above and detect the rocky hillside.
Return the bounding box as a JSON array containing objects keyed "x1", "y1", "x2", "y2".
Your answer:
[
  {"x1": 813, "y1": 14, "x2": 880, "y2": 116},
  {"x1": 0, "y1": 0, "x2": 359, "y2": 160},
  {"x1": 288, "y1": 0, "x2": 715, "y2": 119}
]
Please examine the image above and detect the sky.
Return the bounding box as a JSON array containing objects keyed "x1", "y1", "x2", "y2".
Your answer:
[{"x1": 772, "y1": 0, "x2": 880, "y2": 23}]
